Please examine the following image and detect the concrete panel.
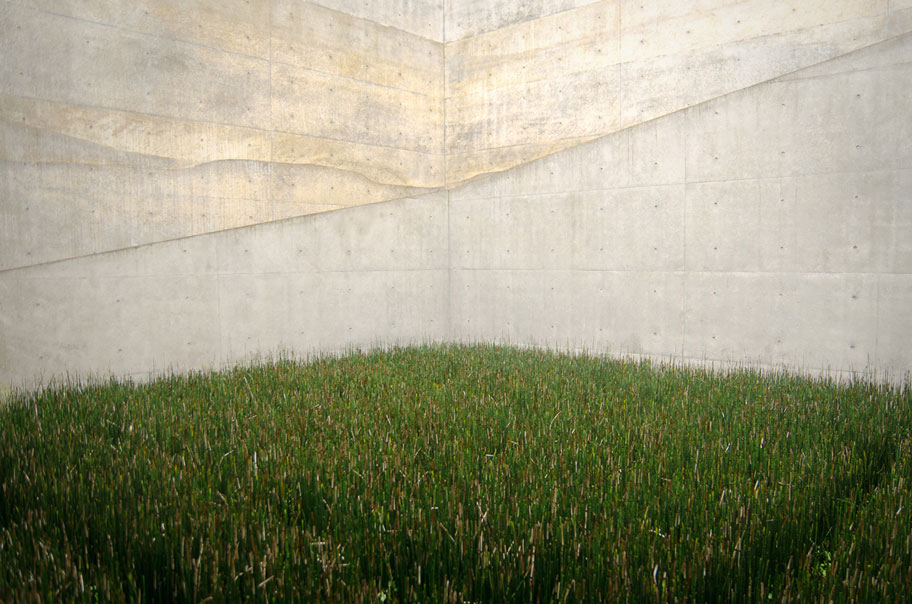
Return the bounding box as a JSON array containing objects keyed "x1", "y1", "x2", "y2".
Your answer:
[
  {"x1": 97, "y1": 275, "x2": 225, "y2": 374},
  {"x1": 449, "y1": 193, "x2": 580, "y2": 270},
  {"x1": 0, "y1": 273, "x2": 223, "y2": 384},
  {"x1": 618, "y1": 0, "x2": 887, "y2": 63},
  {"x1": 445, "y1": 1, "x2": 620, "y2": 97},
  {"x1": 683, "y1": 272, "x2": 880, "y2": 372},
  {"x1": 214, "y1": 268, "x2": 448, "y2": 369},
  {"x1": 446, "y1": 0, "x2": 887, "y2": 99},
  {"x1": 569, "y1": 186, "x2": 685, "y2": 272},
  {"x1": 0, "y1": 4, "x2": 271, "y2": 129},
  {"x1": 298, "y1": 270, "x2": 447, "y2": 349},
  {"x1": 446, "y1": 0, "x2": 601, "y2": 41},
  {"x1": 9, "y1": 0, "x2": 271, "y2": 58},
  {"x1": 444, "y1": 136, "x2": 598, "y2": 187},
  {"x1": 1, "y1": 0, "x2": 451, "y2": 271},
  {"x1": 685, "y1": 46, "x2": 912, "y2": 182},
  {"x1": 214, "y1": 193, "x2": 449, "y2": 275},
  {"x1": 0, "y1": 94, "x2": 271, "y2": 167},
  {"x1": 445, "y1": 31, "x2": 911, "y2": 381},
  {"x1": 0, "y1": 160, "x2": 267, "y2": 267},
  {"x1": 684, "y1": 180, "x2": 789, "y2": 275},
  {"x1": 272, "y1": 1, "x2": 443, "y2": 97},
  {"x1": 444, "y1": 0, "x2": 899, "y2": 183},
  {"x1": 446, "y1": 62, "x2": 621, "y2": 152},
  {"x1": 14, "y1": 233, "x2": 219, "y2": 280},
  {"x1": 0, "y1": 109, "x2": 178, "y2": 170},
  {"x1": 876, "y1": 274, "x2": 912, "y2": 377},
  {"x1": 685, "y1": 171, "x2": 912, "y2": 275},
  {"x1": 0, "y1": 191, "x2": 449, "y2": 391},
  {"x1": 211, "y1": 270, "x2": 447, "y2": 360},
  {"x1": 0, "y1": 87, "x2": 443, "y2": 269},
  {"x1": 776, "y1": 26, "x2": 912, "y2": 79},
  {"x1": 312, "y1": 0, "x2": 444, "y2": 42},
  {"x1": 450, "y1": 269, "x2": 685, "y2": 357},
  {"x1": 618, "y1": 20, "x2": 883, "y2": 128},
  {"x1": 271, "y1": 62, "x2": 442, "y2": 153},
  {"x1": 0, "y1": 92, "x2": 440, "y2": 188},
  {"x1": 449, "y1": 186, "x2": 685, "y2": 271},
  {"x1": 217, "y1": 272, "x2": 294, "y2": 360},
  {"x1": 889, "y1": 7, "x2": 912, "y2": 36},
  {"x1": 0, "y1": 157, "x2": 439, "y2": 270},
  {"x1": 564, "y1": 270, "x2": 686, "y2": 357},
  {"x1": 449, "y1": 269, "x2": 575, "y2": 345},
  {"x1": 449, "y1": 114, "x2": 686, "y2": 200}
]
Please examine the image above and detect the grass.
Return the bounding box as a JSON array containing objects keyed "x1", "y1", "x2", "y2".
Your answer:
[{"x1": 1, "y1": 344, "x2": 910, "y2": 602}]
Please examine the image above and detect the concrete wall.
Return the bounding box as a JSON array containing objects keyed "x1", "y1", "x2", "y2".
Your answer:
[
  {"x1": 448, "y1": 32, "x2": 912, "y2": 380},
  {"x1": 0, "y1": 192, "x2": 449, "y2": 389},
  {"x1": 445, "y1": 0, "x2": 909, "y2": 184},
  {"x1": 0, "y1": 1, "x2": 445, "y2": 270},
  {"x1": 1, "y1": 1, "x2": 910, "y2": 392}
]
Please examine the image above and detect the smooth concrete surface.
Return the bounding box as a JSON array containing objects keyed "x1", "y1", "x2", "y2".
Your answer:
[
  {"x1": 0, "y1": 192, "x2": 449, "y2": 390},
  {"x1": 1, "y1": 0, "x2": 445, "y2": 270},
  {"x1": 444, "y1": 0, "x2": 908, "y2": 184},
  {"x1": 447, "y1": 33, "x2": 912, "y2": 380},
  {"x1": 5, "y1": 0, "x2": 910, "y2": 269},
  {"x1": 312, "y1": 0, "x2": 444, "y2": 42},
  {"x1": 445, "y1": 0, "x2": 601, "y2": 41}
]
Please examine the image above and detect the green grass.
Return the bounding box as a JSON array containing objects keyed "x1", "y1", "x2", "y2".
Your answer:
[{"x1": 1, "y1": 344, "x2": 910, "y2": 602}]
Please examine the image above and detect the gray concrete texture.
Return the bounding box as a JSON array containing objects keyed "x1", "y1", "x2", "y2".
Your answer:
[
  {"x1": 1, "y1": 1, "x2": 910, "y2": 392},
  {"x1": 1, "y1": 192, "x2": 449, "y2": 390},
  {"x1": 443, "y1": 0, "x2": 909, "y2": 183},
  {"x1": 4, "y1": 0, "x2": 909, "y2": 270},
  {"x1": 1, "y1": 0, "x2": 444, "y2": 270},
  {"x1": 449, "y1": 32, "x2": 912, "y2": 380}
]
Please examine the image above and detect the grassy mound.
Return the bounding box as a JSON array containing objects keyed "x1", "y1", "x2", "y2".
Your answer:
[{"x1": 1, "y1": 345, "x2": 910, "y2": 602}]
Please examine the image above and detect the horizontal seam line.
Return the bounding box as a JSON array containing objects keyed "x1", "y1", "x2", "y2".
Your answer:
[
  {"x1": 447, "y1": 268, "x2": 907, "y2": 276},
  {"x1": 448, "y1": 166, "x2": 912, "y2": 201},
  {"x1": 9, "y1": 268, "x2": 450, "y2": 280}
]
